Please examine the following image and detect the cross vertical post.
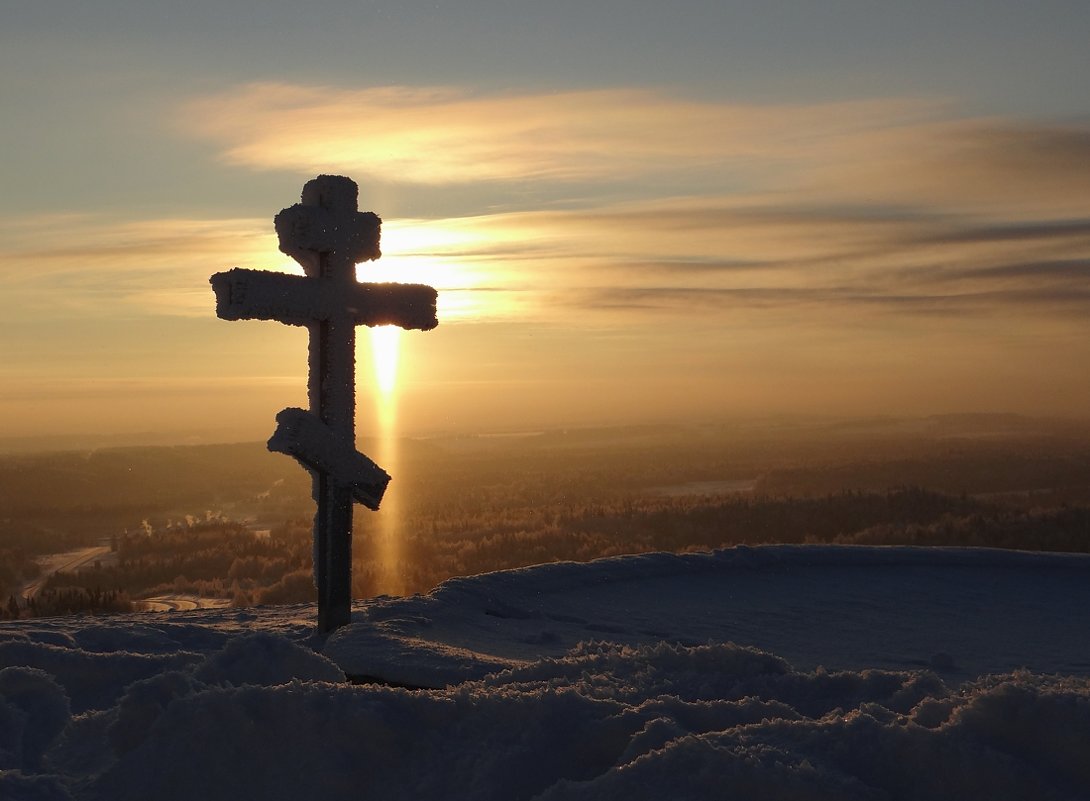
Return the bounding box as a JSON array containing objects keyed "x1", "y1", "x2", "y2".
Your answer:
[
  {"x1": 312, "y1": 250, "x2": 358, "y2": 631},
  {"x1": 210, "y1": 175, "x2": 438, "y2": 632}
]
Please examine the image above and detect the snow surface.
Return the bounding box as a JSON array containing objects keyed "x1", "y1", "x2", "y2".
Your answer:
[{"x1": 2, "y1": 545, "x2": 1090, "y2": 800}]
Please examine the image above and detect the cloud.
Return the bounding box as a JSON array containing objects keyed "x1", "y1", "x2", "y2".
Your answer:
[
  {"x1": 908, "y1": 259, "x2": 1090, "y2": 283},
  {"x1": 164, "y1": 81, "x2": 1090, "y2": 327},
  {"x1": 568, "y1": 284, "x2": 1090, "y2": 321},
  {"x1": 0, "y1": 211, "x2": 531, "y2": 325},
  {"x1": 376, "y1": 198, "x2": 1090, "y2": 327},
  {"x1": 5, "y1": 195, "x2": 1089, "y2": 337},
  {"x1": 808, "y1": 120, "x2": 1090, "y2": 217},
  {"x1": 8, "y1": 82, "x2": 1090, "y2": 434},
  {"x1": 924, "y1": 219, "x2": 1090, "y2": 245},
  {"x1": 177, "y1": 83, "x2": 1090, "y2": 221},
  {"x1": 177, "y1": 82, "x2": 943, "y2": 186},
  {"x1": 11, "y1": 86, "x2": 1090, "y2": 338},
  {"x1": 0, "y1": 214, "x2": 287, "y2": 319}
]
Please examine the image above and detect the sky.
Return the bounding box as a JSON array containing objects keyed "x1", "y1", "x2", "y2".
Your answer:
[{"x1": 2, "y1": 0, "x2": 1089, "y2": 444}]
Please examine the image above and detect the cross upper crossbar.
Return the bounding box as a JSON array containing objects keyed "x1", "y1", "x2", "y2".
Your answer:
[{"x1": 210, "y1": 268, "x2": 438, "y2": 330}]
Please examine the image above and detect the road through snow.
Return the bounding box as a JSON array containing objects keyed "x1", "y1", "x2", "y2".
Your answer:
[{"x1": 19, "y1": 544, "x2": 112, "y2": 599}]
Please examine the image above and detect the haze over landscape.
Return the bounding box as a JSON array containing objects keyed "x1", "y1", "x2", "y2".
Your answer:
[{"x1": 3, "y1": 1, "x2": 1090, "y2": 446}]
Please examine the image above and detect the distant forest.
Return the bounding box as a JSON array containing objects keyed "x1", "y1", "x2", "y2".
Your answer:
[{"x1": 4, "y1": 415, "x2": 1090, "y2": 617}]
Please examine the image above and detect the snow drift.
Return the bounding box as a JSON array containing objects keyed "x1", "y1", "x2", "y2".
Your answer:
[{"x1": 2, "y1": 545, "x2": 1089, "y2": 800}]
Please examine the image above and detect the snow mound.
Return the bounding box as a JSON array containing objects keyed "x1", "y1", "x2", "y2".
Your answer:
[
  {"x1": 1, "y1": 544, "x2": 1089, "y2": 799},
  {"x1": 68, "y1": 645, "x2": 1090, "y2": 800}
]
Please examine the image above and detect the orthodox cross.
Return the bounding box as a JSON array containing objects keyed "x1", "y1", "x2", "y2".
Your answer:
[{"x1": 210, "y1": 175, "x2": 437, "y2": 631}]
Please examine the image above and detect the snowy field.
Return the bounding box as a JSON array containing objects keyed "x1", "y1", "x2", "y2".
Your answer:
[{"x1": 2, "y1": 544, "x2": 1090, "y2": 800}]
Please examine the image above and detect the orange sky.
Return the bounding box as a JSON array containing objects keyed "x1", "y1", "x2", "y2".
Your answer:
[{"x1": 3, "y1": 5, "x2": 1090, "y2": 445}]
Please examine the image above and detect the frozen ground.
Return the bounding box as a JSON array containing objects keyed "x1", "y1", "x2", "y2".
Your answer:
[{"x1": 2, "y1": 544, "x2": 1089, "y2": 800}]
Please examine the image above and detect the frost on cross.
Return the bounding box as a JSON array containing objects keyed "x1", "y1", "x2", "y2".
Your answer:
[
  {"x1": 274, "y1": 178, "x2": 380, "y2": 276},
  {"x1": 210, "y1": 175, "x2": 438, "y2": 631}
]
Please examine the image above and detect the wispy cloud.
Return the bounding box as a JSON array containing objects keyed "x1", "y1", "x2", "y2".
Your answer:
[
  {"x1": 805, "y1": 121, "x2": 1090, "y2": 216},
  {"x1": 173, "y1": 80, "x2": 1090, "y2": 327},
  {"x1": 376, "y1": 198, "x2": 1090, "y2": 327},
  {"x1": 9, "y1": 199, "x2": 1086, "y2": 331},
  {"x1": 178, "y1": 83, "x2": 1090, "y2": 218},
  {"x1": 0, "y1": 214, "x2": 282, "y2": 319},
  {"x1": 177, "y1": 83, "x2": 942, "y2": 185},
  {"x1": 9, "y1": 85, "x2": 1090, "y2": 338}
]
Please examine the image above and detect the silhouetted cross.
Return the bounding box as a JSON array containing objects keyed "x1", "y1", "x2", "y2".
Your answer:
[{"x1": 211, "y1": 175, "x2": 437, "y2": 631}]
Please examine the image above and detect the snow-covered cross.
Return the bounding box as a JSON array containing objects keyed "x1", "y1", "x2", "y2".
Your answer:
[{"x1": 210, "y1": 175, "x2": 437, "y2": 631}]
